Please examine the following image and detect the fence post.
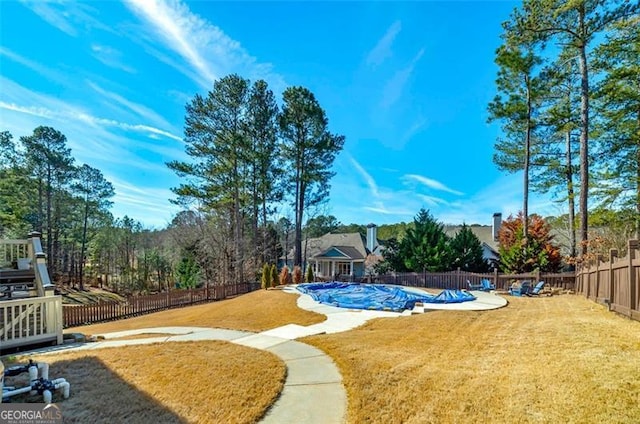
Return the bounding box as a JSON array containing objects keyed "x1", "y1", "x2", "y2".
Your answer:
[
  {"x1": 609, "y1": 248, "x2": 618, "y2": 309},
  {"x1": 493, "y1": 268, "x2": 499, "y2": 289},
  {"x1": 629, "y1": 240, "x2": 638, "y2": 315},
  {"x1": 594, "y1": 254, "x2": 603, "y2": 302}
]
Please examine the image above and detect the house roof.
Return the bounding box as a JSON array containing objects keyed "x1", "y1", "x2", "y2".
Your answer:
[
  {"x1": 444, "y1": 225, "x2": 499, "y2": 252},
  {"x1": 313, "y1": 246, "x2": 365, "y2": 260},
  {"x1": 288, "y1": 232, "x2": 369, "y2": 261}
]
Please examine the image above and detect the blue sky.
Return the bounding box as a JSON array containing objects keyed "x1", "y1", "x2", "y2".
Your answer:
[{"x1": 0, "y1": 0, "x2": 558, "y2": 229}]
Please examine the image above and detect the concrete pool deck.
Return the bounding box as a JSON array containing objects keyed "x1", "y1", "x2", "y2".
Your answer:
[{"x1": 20, "y1": 287, "x2": 507, "y2": 424}]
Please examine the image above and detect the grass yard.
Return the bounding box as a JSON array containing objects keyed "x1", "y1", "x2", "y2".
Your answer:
[
  {"x1": 302, "y1": 295, "x2": 640, "y2": 424},
  {"x1": 3, "y1": 341, "x2": 285, "y2": 424},
  {"x1": 6, "y1": 288, "x2": 640, "y2": 423},
  {"x1": 69, "y1": 288, "x2": 325, "y2": 336}
]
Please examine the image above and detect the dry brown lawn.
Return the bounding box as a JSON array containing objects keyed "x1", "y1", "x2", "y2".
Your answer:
[
  {"x1": 69, "y1": 289, "x2": 325, "y2": 336},
  {"x1": 4, "y1": 341, "x2": 285, "y2": 424},
  {"x1": 8, "y1": 288, "x2": 640, "y2": 423},
  {"x1": 303, "y1": 295, "x2": 640, "y2": 424}
]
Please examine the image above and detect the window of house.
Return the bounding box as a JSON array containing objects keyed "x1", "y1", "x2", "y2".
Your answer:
[{"x1": 336, "y1": 262, "x2": 351, "y2": 275}]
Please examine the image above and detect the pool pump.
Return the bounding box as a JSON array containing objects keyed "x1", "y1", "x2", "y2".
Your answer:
[{"x1": 1, "y1": 358, "x2": 70, "y2": 404}]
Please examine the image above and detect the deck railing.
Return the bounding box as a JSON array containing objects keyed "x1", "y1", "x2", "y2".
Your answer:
[
  {"x1": 0, "y1": 295, "x2": 63, "y2": 352},
  {"x1": 0, "y1": 239, "x2": 32, "y2": 269},
  {"x1": 1, "y1": 232, "x2": 60, "y2": 352}
]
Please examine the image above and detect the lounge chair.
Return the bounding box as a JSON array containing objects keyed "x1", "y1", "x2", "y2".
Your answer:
[
  {"x1": 509, "y1": 280, "x2": 531, "y2": 297},
  {"x1": 467, "y1": 280, "x2": 483, "y2": 291},
  {"x1": 527, "y1": 281, "x2": 545, "y2": 296},
  {"x1": 480, "y1": 279, "x2": 496, "y2": 291}
]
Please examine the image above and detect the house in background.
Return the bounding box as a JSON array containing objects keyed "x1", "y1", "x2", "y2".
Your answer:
[
  {"x1": 444, "y1": 212, "x2": 502, "y2": 269},
  {"x1": 284, "y1": 213, "x2": 504, "y2": 278},
  {"x1": 284, "y1": 224, "x2": 381, "y2": 280}
]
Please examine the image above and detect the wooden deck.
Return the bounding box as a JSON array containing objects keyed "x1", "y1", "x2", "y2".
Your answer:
[
  {"x1": 1, "y1": 233, "x2": 62, "y2": 352},
  {"x1": 1, "y1": 296, "x2": 63, "y2": 351}
]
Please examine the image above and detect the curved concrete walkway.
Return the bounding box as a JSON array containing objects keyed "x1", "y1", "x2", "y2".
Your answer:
[
  {"x1": 26, "y1": 288, "x2": 507, "y2": 423},
  {"x1": 27, "y1": 326, "x2": 346, "y2": 424}
]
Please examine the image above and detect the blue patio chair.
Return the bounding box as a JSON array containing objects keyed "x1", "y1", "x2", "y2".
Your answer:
[
  {"x1": 480, "y1": 279, "x2": 496, "y2": 291},
  {"x1": 509, "y1": 280, "x2": 531, "y2": 297},
  {"x1": 467, "y1": 280, "x2": 483, "y2": 291},
  {"x1": 527, "y1": 281, "x2": 545, "y2": 296}
]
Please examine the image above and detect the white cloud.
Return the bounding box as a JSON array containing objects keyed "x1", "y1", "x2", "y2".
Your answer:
[
  {"x1": 124, "y1": 0, "x2": 286, "y2": 92},
  {"x1": 86, "y1": 80, "x2": 175, "y2": 131},
  {"x1": 404, "y1": 174, "x2": 464, "y2": 195},
  {"x1": 366, "y1": 21, "x2": 402, "y2": 68},
  {"x1": 417, "y1": 194, "x2": 448, "y2": 207},
  {"x1": 0, "y1": 47, "x2": 68, "y2": 85},
  {"x1": 109, "y1": 177, "x2": 181, "y2": 229},
  {"x1": 0, "y1": 78, "x2": 185, "y2": 176},
  {"x1": 380, "y1": 48, "x2": 424, "y2": 109},
  {"x1": 20, "y1": 1, "x2": 113, "y2": 36},
  {"x1": 348, "y1": 155, "x2": 380, "y2": 198},
  {"x1": 402, "y1": 116, "x2": 428, "y2": 143},
  {"x1": 91, "y1": 44, "x2": 136, "y2": 73},
  {"x1": 0, "y1": 100, "x2": 181, "y2": 143}
]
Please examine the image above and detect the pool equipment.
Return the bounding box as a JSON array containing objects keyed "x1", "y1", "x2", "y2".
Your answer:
[{"x1": 1, "y1": 358, "x2": 70, "y2": 404}]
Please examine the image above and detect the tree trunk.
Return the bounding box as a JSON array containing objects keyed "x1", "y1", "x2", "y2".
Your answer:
[
  {"x1": 523, "y1": 75, "x2": 531, "y2": 247},
  {"x1": 46, "y1": 165, "x2": 53, "y2": 274},
  {"x1": 294, "y1": 150, "x2": 303, "y2": 267},
  {"x1": 566, "y1": 129, "x2": 577, "y2": 259},
  {"x1": 79, "y1": 197, "x2": 89, "y2": 290},
  {"x1": 578, "y1": 7, "x2": 590, "y2": 256}
]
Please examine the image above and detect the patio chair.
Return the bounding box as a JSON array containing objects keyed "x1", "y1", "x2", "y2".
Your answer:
[
  {"x1": 509, "y1": 280, "x2": 531, "y2": 297},
  {"x1": 527, "y1": 281, "x2": 545, "y2": 296},
  {"x1": 467, "y1": 280, "x2": 483, "y2": 291},
  {"x1": 480, "y1": 279, "x2": 496, "y2": 291}
]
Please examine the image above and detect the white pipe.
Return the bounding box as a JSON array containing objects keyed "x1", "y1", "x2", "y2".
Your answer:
[
  {"x1": 57, "y1": 380, "x2": 70, "y2": 399},
  {"x1": 29, "y1": 365, "x2": 39, "y2": 396},
  {"x1": 46, "y1": 378, "x2": 70, "y2": 402},
  {"x1": 38, "y1": 362, "x2": 49, "y2": 380},
  {"x1": 2, "y1": 360, "x2": 69, "y2": 403},
  {"x1": 2, "y1": 385, "x2": 32, "y2": 398}
]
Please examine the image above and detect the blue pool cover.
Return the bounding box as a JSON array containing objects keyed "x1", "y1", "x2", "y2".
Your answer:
[{"x1": 297, "y1": 282, "x2": 476, "y2": 312}]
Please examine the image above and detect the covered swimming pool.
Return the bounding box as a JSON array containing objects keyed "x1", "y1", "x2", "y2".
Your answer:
[{"x1": 296, "y1": 282, "x2": 476, "y2": 312}]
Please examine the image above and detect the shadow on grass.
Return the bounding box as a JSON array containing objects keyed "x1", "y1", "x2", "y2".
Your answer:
[{"x1": 4, "y1": 356, "x2": 187, "y2": 423}]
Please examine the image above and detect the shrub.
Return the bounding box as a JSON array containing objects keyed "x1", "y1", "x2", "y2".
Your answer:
[
  {"x1": 270, "y1": 264, "x2": 278, "y2": 288},
  {"x1": 279, "y1": 266, "x2": 293, "y2": 285},
  {"x1": 305, "y1": 264, "x2": 314, "y2": 282},
  {"x1": 498, "y1": 212, "x2": 562, "y2": 273},
  {"x1": 292, "y1": 265, "x2": 303, "y2": 284},
  {"x1": 261, "y1": 263, "x2": 270, "y2": 289}
]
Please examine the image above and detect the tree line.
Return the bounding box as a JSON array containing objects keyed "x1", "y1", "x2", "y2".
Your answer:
[
  {"x1": 489, "y1": 0, "x2": 639, "y2": 261},
  {"x1": 168, "y1": 74, "x2": 344, "y2": 287},
  {"x1": 0, "y1": 128, "x2": 187, "y2": 293}
]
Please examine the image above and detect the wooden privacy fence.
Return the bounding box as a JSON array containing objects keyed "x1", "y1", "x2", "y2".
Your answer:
[
  {"x1": 370, "y1": 269, "x2": 575, "y2": 291},
  {"x1": 575, "y1": 239, "x2": 640, "y2": 321},
  {"x1": 63, "y1": 282, "x2": 261, "y2": 328}
]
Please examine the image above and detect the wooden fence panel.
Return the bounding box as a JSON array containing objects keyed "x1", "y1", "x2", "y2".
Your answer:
[
  {"x1": 62, "y1": 283, "x2": 261, "y2": 328},
  {"x1": 576, "y1": 239, "x2": 640, "y2": 322},
  {"x1": 370, "y1": 271, "x2": 574, "y2": 292}
]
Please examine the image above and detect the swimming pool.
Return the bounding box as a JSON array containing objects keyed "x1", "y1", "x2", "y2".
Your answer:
[{"x1": 296, "y1": 282, "x2": 476, "y2": 312}]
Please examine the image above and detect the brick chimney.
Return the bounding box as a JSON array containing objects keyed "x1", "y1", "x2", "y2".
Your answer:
[{"x1": 492, "y1": 213, "x2": 502, "y2": 241}]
